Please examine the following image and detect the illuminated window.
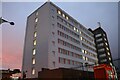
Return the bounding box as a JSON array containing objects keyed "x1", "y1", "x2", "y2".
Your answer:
[
  {"x1": 105, "y1": 42, "x2": 108, "y2": 46},
  {"x1": 85, "y1": 50, "x2": 87, "y2": 54},
  {"x1": 32, "y1": 68, "x2": 35, "y2": 75},
  {"x1": 106, "y1": 47, "x2": 109, "y2": 50},
  {"x1": 108, "y1": 52, "x2": 110, "y2": 55},
  {"x1": 66, "y1": 16, "x2": 69, "y2": 20},
  {"x1": 77, "y1": 29, "x2": 79, "y2": 32},
  {"x1": 80, "y1": 37, "x2": 83, "y2": 40},
  {"x1": 32, "y1": 58, "x2": 36, "y2": 64},
  {"x1": 32, "y1": 49, "x2": 36, "y2": 55},
  {"x1": 74, "y1": 27, "x2": 76, "y2": 30},
  {"x1": 82, "y1": 49, "x2": 84, "y2": 53},
  {"x1": 35, "y1": 18, "x2": 38, "y2": 22},
  {"x1": 83, "y1": 56, "x2": 85, "y2": 60},
  {"x1": 110, "y1": 63, "x2": 112, "y2": 66},
  {"x1": 58, "y1": 10, "x2": 61, "y2": 15},
  {"x1": 85, "y1": 57, "x2": 88, "y2": 61},
  {"x1": 80, "y1": 31, "x2": 81, "y2": 34},
  {"x1": 33, "y1": 40, "x2": 37, "y2": 46},
  {"x1": 62, "y1": 14, "x2": 65, "y2": 17},
  {"x1": 109, "y1": 57, "x2": 111, "y2": 61},
  {"x1": 34, "y1": 31, "x2": 37, "y2": 38}
]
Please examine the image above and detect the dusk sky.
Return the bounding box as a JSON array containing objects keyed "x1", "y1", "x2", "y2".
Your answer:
[{"x1": 1, "y1": 1, "x2": 119, "y2": 70}]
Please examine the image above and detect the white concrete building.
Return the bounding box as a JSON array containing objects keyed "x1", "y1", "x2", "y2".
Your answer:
[{"x1": 22, "y1": 2, "x2": 98, "y2": 78}]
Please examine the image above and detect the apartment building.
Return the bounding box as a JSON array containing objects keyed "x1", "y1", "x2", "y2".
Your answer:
[
  {"x1": 22, "y1": 2, "x2": 98, "y2": 78},
  {"x1": 92, "y1": 27, "x2": 113, "y2": 66}
]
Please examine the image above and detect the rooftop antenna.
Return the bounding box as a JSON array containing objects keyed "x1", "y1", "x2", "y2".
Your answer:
[{"x1": 97, "y1": 22, "x2": 101, "y2": 27}]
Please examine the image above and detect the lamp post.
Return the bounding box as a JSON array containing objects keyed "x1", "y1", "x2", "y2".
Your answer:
[{"x1": 0, "y1": 17, "x2": 14, "y2": 25}]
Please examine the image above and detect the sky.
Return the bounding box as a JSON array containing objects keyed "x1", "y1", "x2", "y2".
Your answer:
[{"x1": 1, "y1": 1, "x2": 119, "y2": 70}]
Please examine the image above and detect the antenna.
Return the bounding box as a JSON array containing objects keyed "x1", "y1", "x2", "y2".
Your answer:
[{"x1": 97, "y1": 22, "x2": 101, "y2": 27}]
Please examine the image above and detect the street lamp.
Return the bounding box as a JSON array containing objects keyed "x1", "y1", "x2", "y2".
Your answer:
[{"x1": 0, "y1": 17, "x2": 14, "y2": 25}]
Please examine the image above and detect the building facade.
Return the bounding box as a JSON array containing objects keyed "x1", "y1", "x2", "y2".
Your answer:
[
  {"x1": 22, "y1": 2, "x2": 98, "y2": 78},
  {"x1": 92, "y1": 27, "x2": 113, "y2": 66}
]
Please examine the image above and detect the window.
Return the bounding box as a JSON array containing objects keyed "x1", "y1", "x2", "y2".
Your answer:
[
  {"x1": 110, "y1": 63, "x2": 112, "y2": 66},
  {"x1": 57, "y1": 23, "x2": 79, "y2": 38},
  {"x1": 52, "y1": 32, "x2": 55, "y2": 36},
  {"x1": 34, "y1": 24, "x2": 37, "y2": 29},
  {"x1": 103, "y1": 34, "x2": 106, "y2": 36},
  {"x1": 35, "y1": 18, "x2": 38, "y2": 22},
  {"x1": 99, "y1": 54, "x2": 106, "y2": 57},
  {"x1": 80, "y1": 37, "x2": 83, "y2": 40},
  {"x1": 52, "y1": 41, "x2": 55, "y2": 46},
  {"x1": 83, "y1": 56, "x2": 85, "y2": 60},
  {"x1": 105, "y1": 42, "x2": 108, "y2": 46},
  {"x1": 82, "y1": 49, "x2": 84, "y2": 53},
  {"x1": 67, "y1": 59, "x2": 70, "y2": 64},
  {"x1": 85, "y1": 57, "x2": 88, "y2": 61},
  {"x1": 95, "y1": 34, "x2": 101, "y2": 38},
  {"x1": 106, "y1": 47, "x2": 109, "y2": 50},
  {"x1": 77, "y1": 29, "x2": 79, "y2": 32},
  {"x1": 97, "y1": 43, "x2": 104, "y2": 47},
  {"x1": 32, "y1": 68, "x2": 35, "y2": 75},
  {"x1": 52, "y1": 23, "x2": 55, "y2": 26},
  {"x1": 109, "y1": 57, "x2": 111, "y2": 61},
  {"x1": 59, "y1": 57, "x2": 64, "y2": 64},
  {"x1": 70, "y1": 60, "x2": 73, "y2": 65},
  {"x1": 85, "y1": 50, "x2": 87, "y2": 54},
  {"x1": 52, "y1": 51, "x2": 55, "y2": 56},
  {"x1": 32, "y1": 49, "x2": 36, "y2": 55},
  {"x1": 34, "y1": 31, "x2": 37, "y2": 38},
  {"x1": 74, "y1": 27, "x2": 76, "y2": 31},
  {"x1": 100, "y1": 59, "x2": 107, "y2": 62},
  {"x1": 36, "y1": 12, "x2": 38, "y2": 16},
  {"x1": 66, "y1": 16, "x2": 69, "y2": 20},
  {"x1": 52, "y1": 16, "x2": 54, "y2": 19},
  {"x1": 96, "y1": 38, "x2": 102, "y2": 42},
  {"x1": 51, "y1": 9, "x2": 54, "y2": 13},
  {"x1": 32, "y1": 58, "x2": 36, "y2": 64},
  {"x1": 58, "y1": 30, "x2": 80, "y2": 45},
  {"x1": 108, "y1": 52, "x2": 110, "y2": 55},
  {"x1": 104, "y1": 38, "x2": 107, "y2": 41},
  {"x1": 33, "y1": 39, "x2": 37, "y2": 46},
  {"x1": 53, "y1": 61, "x2": 55, "y2": 67},
  {"x1": 62, "y1": 13, "x2": 65, "y2": 17},
  {"x1": 57, "y1": 10, "x2": 61, "y2": 15},
  {"x1": 98, "y1": 48, "x2": 105, "y2": 52},
  {"x1": 80, "y1": 31, "x2": 81, "y2": 34}
]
